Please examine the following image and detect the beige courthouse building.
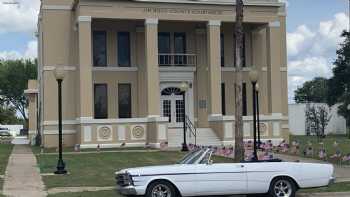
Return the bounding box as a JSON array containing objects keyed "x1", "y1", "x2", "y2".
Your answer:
[{"x1": 26, "y1": 0, "x2": 289, "y2": 148}]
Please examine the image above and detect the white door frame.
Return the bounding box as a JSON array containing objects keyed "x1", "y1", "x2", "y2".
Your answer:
[{"x1": 160, "y1": 82, "x2": 194, "y2": 128}]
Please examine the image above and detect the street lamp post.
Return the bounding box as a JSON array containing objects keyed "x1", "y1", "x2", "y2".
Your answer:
[
  {"x1": 180, "y1": 82, "x2": 189, "y2": 152},
  {"x1": 54, "y1": 66, "x2": 67, "y2": 175},
  {"x1": 347, "y1": 104, "x2": 350, "y2": 139},
  {"x1": 256, "y1": 83, "x2": 261, "y2": 147},
  {"x1": 249, "y1": 68, "x2": 259, "y2": 161}
]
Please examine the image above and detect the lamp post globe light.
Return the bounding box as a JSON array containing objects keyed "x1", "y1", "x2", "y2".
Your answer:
[
  {"x1": 249, "y1": 68, "x2": 259, "y2": 161},
  {"x1": 255, "y1": 83, "x2": 261, "y2": 147},
  {"x1": 180, "y1": 82, "x2": 189, "y2": 152},
  {"x1": 54, "y1": 66, "x2": 67, "y2": 174}
]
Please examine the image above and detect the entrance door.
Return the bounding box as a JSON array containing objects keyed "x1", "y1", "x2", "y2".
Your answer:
[{"x1": 161, "y1": 87, "x2": 184, "y2": 128}]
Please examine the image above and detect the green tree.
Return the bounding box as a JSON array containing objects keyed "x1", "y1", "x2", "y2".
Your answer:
[
  {"x1": 0, "y1": 59, "x2": 37, "y2": 124},
  {"x1": 327, "y1": 31, "x2": 350, "y2": 127},
  {"x1": 294, "y1": 77, "x2": 329, "y2": 103}
]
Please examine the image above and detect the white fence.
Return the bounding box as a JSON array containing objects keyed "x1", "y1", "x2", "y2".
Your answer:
[{"x1": 288, "y1": 103, "x2": 347, "y2": 135}]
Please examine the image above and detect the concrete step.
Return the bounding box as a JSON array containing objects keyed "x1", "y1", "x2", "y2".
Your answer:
[{"x1": 167, "y1": 128, "x2": 222, "y2": 147}]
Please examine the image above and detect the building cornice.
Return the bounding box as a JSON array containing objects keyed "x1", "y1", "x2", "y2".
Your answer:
[
  {"x1": 42, "y1": 5, "x2": 73, "y2": 10},
  {"x1": 132, "y1": 0, "x2": 284, "y2": 7}
]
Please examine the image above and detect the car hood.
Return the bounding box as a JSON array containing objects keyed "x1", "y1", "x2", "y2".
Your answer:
[{"x1": 115, "y1": 164, "x2": 192, "y2": 176}]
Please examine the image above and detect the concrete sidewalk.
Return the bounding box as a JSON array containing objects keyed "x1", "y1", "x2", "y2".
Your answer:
[{"x1": 3, "y1": 145, "x2": 46, "y2": 197}]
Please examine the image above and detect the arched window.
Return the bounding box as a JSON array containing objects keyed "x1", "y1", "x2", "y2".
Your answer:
[{"x1": 161, "y1": 87, "x2": 182, "y2": 96}]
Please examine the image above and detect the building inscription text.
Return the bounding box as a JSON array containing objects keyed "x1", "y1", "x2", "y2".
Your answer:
[{"x1": 143, "y1": 7, "x2": 224, "y2": 15}]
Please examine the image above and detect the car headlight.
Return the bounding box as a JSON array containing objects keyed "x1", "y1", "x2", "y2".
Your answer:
[{"x1": 116, "y1": 172, "x2": 134, "y2": 186}]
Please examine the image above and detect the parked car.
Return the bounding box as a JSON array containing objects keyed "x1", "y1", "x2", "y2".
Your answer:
[{"x1": 115, "y1": 148, "x2": 335, "y2": 197}]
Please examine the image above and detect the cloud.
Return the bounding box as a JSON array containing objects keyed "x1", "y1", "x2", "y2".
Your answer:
[
  {"x1": 0, "y1": 40, "x2": 37, "y2": 60},
  {"x1": 287, "y1": 12, "x2": 349, "y2": 103},
  {"x1": 0, "y1": 0, "x2": 40, "y2": 34}
]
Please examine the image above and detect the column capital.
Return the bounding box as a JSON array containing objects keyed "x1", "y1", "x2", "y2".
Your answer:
[
  {"x1": 207, "y1": 20, "x2": 221, "y2": 27},
  {"x1": 78, "y1": 16, "x2": 92, "y2": 23},
  {"x1": 145, "y1": 18, "x2": 158, "y2": 25}
]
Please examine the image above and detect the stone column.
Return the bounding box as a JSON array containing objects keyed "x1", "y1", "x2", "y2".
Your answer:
[
  {"x1": 77, "y1": 16, "x2": 93, "y2": 120},
  {"x1": 266, "y1": 21, "x2": 283, "y2": 114},
  {"x1": 207, "y1": 20, "x2": 222, "y2": 117},
  {"x1": 144, "y1": 18, "x2": 160, "y2": 117},
  {"x1": 25, "y1": 80, "x2": 38, "y2": 144}
]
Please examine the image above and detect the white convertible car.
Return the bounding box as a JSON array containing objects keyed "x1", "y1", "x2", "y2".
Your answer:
[{"x1": 115, "y1": 149, "x2": 335, "y2": 197}]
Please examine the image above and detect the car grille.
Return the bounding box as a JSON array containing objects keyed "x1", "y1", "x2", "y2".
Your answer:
[{"x1": 116, "y1": 173, "x2": 133, "y2": 187}]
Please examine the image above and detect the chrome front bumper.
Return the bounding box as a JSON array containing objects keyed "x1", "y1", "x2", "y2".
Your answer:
[
  {"x1": 117, "y1": 185, "x2": 137, "y2": 195},
  {"x1": 328, "y1": 176, "x2": 336, "y2": 185}
]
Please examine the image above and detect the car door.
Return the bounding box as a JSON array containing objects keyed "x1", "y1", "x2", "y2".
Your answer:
[
  {"x1": 194, "y1": 163, "x2": 247, "y2": 195},
  {"x1": 244, "y1": 162, "x2": 293, "y2": 194}
]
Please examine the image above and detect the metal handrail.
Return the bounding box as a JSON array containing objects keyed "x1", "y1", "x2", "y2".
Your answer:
[
  {"x1": 158, "y1": 53, "x2": 197, "y2": 66},
  {"x1": 185, "y1": 115, "x2": 197, "y2": 145}
]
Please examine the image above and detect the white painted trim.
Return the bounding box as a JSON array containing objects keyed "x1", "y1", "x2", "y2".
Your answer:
[
  {"x1": 159, "y1": 66, "x2": 196, "y2": 72},
  {"x1": 92, "y1": 67, "x2": 138, "y2": 72},
  {"x1": 261, "y1": 67, "x2": 268, "y2": 72},
  {"x1": 208, "y1": 114, "x2": 224, "y2": 122},
  {"x1": 149, "y1": 143, "x2": 161, "y2": 148},
  {"x1": 42, "y1": 5, "x2": 72, "y2": 10},
  {"x1": 43, "y1": 130, "x2": 76, "y2": 135},
  {"x1": 43, "y1": 66, "x2": 76, "y2": 71},
  {"x1": 221, "y1": 67, "x2": 236, "y2": 72},
  {"x1": 24, "y1": 89, "x2": 39, "y2": 94},
  {"x1": 83, "y1": 126, "x2": 92, "y2": 142},
  {"x1": 207, "y1": 20, "x2": 221, "y2": 26},
  {"x1": 268, "y1": 21, "x2": 281, "y2": 28},
  {"x1": 43, "y1": 120, "x2": 78, "y2": 126},
  {"x1": 160, "y1": 70, "x2": 195, "y2": 82},
  {"x1": 280, "y1": 67, "x2": 288, "y2": 72},
  {"x1": 78, "y1": 16, "x2": 92, "y2": 22},
  {"x1": 80, "y1": 143, "x2": 146, "y2": 149},
  {"x1": 145, "y1": 18, "x2": 158, "y2": 25}
]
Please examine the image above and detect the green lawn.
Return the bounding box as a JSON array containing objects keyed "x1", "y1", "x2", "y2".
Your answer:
[
  {"x1": 0, "y1": 144, "x2": 13, "y2": 190},
  {"x1": 37, "y1": 151, "x2": 235, "y2": 188},
  {"x1": 31, "y1": 146, "x2": 155, "y2": 155},
  {"x1": 287, "y1": 135, "x2": 350, "y2": 164}
]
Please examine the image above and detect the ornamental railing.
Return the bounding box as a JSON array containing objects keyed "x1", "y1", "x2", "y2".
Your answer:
[
  {"x1": 186, "y1": 115, "x2": 197, "y2": 146},
  {"x1": 158, "y1": 53, "x2": 197, "y2": 66}
]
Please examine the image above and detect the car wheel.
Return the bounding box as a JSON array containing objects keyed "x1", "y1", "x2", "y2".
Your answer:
[
  {"x1": 146, "y1": 180, "x2": 177, "y2": 197},
  {"x1": 268, "y1": 177, "x2": 296, "y2": 197}
]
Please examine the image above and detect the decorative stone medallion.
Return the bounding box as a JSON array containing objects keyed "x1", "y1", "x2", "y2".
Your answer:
[
  {"x1": 130, "y1": 125, "x2": 146, "y2": 140},
  {"x1": 97, "y1": 125, "x2": 113, "y2": 141},
  {"x1": 259, "y1": 123, "x2": 268, "y2": 136},
  {"x1": 132, "y1": 126, "x2": 145, "y2": 139}
]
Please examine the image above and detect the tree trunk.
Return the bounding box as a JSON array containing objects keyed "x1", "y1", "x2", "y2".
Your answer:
[{"x1": 234, "y1": 0, "x2": 245, "y2": 162}]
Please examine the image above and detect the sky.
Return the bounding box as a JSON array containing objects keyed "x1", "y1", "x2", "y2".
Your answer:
[{"x1": 0, "y1": 0, "x2": 349, "y2": 103}]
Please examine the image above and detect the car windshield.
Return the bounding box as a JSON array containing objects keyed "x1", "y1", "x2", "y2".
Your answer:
[{"x1": 177, "y1": 149, "x2": 213, "y2": 164}]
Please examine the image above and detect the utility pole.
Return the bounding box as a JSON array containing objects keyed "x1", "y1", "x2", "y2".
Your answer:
[{"x1": 234, "y1": 0, "x2": 245, "y2": 162}]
